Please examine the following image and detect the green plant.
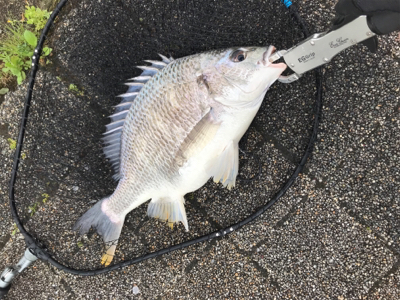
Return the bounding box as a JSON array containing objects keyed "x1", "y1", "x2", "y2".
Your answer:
[
  {"x1": 0, "y1": 6, "x2": 52, "y2": 85},
  {"x1": 28, "y1": 202, "x2": 39, "y2": 216},
  {"x1": 0, "y1": 88, "x2": 9, "y2": 94},
  {"x1": 0, "y1": 23, "x2": 31, "y2": 84},
  {"x1": 0, "y1": 23, "x2": 52, "y2": 84},
  {"x1": 7, "y1": 138, "x2": 16, "y2": 150},
  {"x1": 24, "y1": 5, "x2": 51, "y2": 32},
  {"x1": 11, "y1": 223, "x2": 20, "y2": 235},
  {"x1": 26, "y1": 192, "x2": 50, "y2": 217},
  {"x1": 42, "y1": 193, "x2": 50, "y2": 203},
  {"x1": 69, "y1": 84, "x2": 84, "y2": 96}
]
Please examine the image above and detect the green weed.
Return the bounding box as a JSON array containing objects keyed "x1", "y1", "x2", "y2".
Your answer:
[
  {"x1": 24, "y1": 5, "x2": 51, "y2": 32},
  {"x1": 69, "y1": 84, "x2": 84, "y2": 96},
  {"x1": 42, "y1": 193, "x2": 50, "y2": 203},
  {"x1": 0, "y1": 87, "x2": 9, "y2": 94},
  {"x1": 28, "y1": 202, "x2": 39, "y2": 216},
  {"x1": 11, "y1": 223, "x2": 20, "y2": 235},
  {"x1": 7, "y1": 138, "x2": 16, "y2": 150},
  {"x1": 0, "y1": 6, "x2": 52, "y2": 86},
  {"x1": 27, "y1": 193, "x2": 50, "y2": 217}
]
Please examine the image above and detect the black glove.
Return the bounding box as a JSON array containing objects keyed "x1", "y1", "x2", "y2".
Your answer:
[{"x1": 331, "y1": 0, "x2": 400, "y2": 52}]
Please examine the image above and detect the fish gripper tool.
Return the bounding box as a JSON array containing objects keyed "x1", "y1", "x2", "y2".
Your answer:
[{"x1": 269, "y1": 16, "x2": 376, "y2": 83}]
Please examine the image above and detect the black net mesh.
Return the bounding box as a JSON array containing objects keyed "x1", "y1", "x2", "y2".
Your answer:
[{"x1": 13, "y1": 0, "x2": 317, "y2": 270}]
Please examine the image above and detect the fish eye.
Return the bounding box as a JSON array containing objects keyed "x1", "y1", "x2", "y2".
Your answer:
[{"x1": 230, "y1": 50, "x2": 247, "y2": 63}]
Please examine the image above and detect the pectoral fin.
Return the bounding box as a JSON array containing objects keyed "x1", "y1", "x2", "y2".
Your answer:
[
  {"x1": 175, "y1": 108, "x2": 220, "y2": 165},
  {"x1": 206, "y1": 141, "x2": 239, "y2": 190}
]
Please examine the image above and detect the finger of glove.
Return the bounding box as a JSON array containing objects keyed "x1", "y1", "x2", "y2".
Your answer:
[
  {"x1": 368, "y1": 11, "x2": 400, "y2": 34},
  {"x1": 356, "y1": 0, "x2": 400, "y2": 14},
  {"x1": 335, "y1": 0, "x2": 400, "y2": 15},
  {"x1": 330, "y1": 13, "x2": 360, "y2": 31},
  {"x1": 335, "y1": 0, "x2": 363, "y2": 16}
]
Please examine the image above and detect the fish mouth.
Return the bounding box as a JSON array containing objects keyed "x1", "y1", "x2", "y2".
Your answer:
[
  {"x1": 262, "y1": 45, "x2": 276, "y2": 64},
  {"x1": 261, "y1": 46, "x2": 286, "y2": 69}
]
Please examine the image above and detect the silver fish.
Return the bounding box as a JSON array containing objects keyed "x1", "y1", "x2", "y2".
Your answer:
[{"x1": 74, "y1": 46, "x2": 286, "y2": 265}]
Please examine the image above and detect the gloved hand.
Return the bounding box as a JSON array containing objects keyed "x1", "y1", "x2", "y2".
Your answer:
[{"x1": 331, "y1": 0, "x2": 400, "y2": 52}]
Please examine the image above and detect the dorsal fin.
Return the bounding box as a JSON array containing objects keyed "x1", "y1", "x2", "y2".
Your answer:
[{"x1": 103, "y1": 55, "x2": 174, "y2": 180}]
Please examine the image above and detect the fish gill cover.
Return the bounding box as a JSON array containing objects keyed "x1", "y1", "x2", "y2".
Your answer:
[{"x1": 13, "y1": 0, "x2": 316, "y2": 269}]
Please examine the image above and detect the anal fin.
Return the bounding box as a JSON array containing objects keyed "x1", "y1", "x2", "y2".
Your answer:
[
  {"x1": 147, "y1": 196, "x2": 188, "y2": 231},
  {"x1": 206, "y1": 141, "x2": 239, "y2": 190}
]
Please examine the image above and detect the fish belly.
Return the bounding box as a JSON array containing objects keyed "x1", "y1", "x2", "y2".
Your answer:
[{"x1": 174, "y1": 102, "x2": 262, "y2": 194}]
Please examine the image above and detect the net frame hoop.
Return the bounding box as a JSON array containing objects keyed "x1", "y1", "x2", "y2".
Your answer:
[{"x1": 8, "y1": 0, "x2": 323, "y2": 276}]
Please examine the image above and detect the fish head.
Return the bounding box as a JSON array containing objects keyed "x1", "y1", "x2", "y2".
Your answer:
[{"x1": 206, "y1": 46, "x2": 286, "y2": 108}]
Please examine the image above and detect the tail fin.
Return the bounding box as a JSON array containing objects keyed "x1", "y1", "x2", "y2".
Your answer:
[{"x1": 73, "y1": 198, "x2": 125, "y2": 266}]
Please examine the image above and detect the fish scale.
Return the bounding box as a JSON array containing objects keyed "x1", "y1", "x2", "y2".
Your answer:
[
  {"x1": 109, "y1": 56, "x2": 209, "y2": 213},
  {"x1": 74, "y1": 46, "x2": 287, "y2": 266}
]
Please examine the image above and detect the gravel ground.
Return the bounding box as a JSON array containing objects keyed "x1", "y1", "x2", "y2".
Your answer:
[{"x1": 0, "y1": 0, "x2": 399, "y2": 299}]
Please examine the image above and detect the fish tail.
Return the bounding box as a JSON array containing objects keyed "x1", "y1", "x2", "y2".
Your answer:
[{"x1": 73, "y1": 198, "x2": 125, "y2": 266}]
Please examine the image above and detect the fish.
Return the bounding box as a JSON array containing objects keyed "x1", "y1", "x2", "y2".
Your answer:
[{"x1": 73, "y1": 45, "x2": 286, "y2": 266}]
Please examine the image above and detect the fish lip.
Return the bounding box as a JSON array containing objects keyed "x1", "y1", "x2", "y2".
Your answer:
[{"x1": 261, "y1": 45, "x2": 277, "y2": 66}]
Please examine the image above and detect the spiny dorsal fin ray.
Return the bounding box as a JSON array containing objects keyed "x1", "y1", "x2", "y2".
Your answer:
[
  {"x1": 117, "y1": 93, "x2": 139, "y2": 104},
  {"x1": 103, "y1": 126, "x2": 123, "y2": 136},
  {"x1": 113, "y1": 102, "x2": 133, "y2": 113},
  {"x1": 102, "y1": 132, "x2": 122, "y2": 145},
  {"x1": 128, "y1": 76, "x2": 152, "y2": 81},
  {"x1": 105, "y1": 120, "x2": 124, "y2": 132},
  {"x1": 114, "y1": 101, "x2": 134, "y2": 108},
  {"x1": 136, "y1": 66, "x2": 159, "y2": 76},
  {"x1": 103, "y1": 54, "x2": 174, "y2": 180},
  {"x1": 108, "y1": 110, "x2": 129, "y2": 123},
  {"x1": 117, "y1": 92, "x2": 139, "y2": 98},
  {"x1": 102, "y1": 136, "x2": 120, "y2": 145},
  {"x1": 158, "y1": 53, "x2": 174, "y2": 64},
  {"x1": 144, "y1": 60, "x2": 167, "y2": 68},
  {"x1": 125, "y1": 82, "x2": 144, "y2": 87},
  {"x1": 103, "y1": 144, "x2": 120, "y2": 152}
]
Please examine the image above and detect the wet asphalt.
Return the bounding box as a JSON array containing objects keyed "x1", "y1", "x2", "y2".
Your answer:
[{"x1": 0, "y1": 0, "x2": 399, "y2": 299}]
